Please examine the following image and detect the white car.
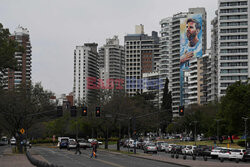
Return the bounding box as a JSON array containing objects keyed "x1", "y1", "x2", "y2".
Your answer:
[
  {"x1": 229, "y1": 149, "x2": 245, "y2": 160},
  {"x1": 211, "y1": 147, "x2": 224, "y2": 159},
  {"x1": 157, "y1": 142, "x2": 168, "y2": 151},
  {"x1": 67, "y1": 139, "x2": 77, "y2": 150},
  {"x1": 185, "y1": 145, "x2": 197, "y2": 155},
  {"x1": 182, "y1": 145, "x2": 192, "y2": 155},
  {"x1": 218, "y1": 148, "x2": 231, "y2": 160},
  {"x1": 144, "y1": 143, "x2": 157, "y2": 154},
  {"x1": 165, "y1": 144, "x2": 176, "y2": 153},
  {"x1": 10, "y1": 138, "x2": 16, "y2": 145}
]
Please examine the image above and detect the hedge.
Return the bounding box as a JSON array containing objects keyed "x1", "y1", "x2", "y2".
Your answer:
[{"x1": 237, "y1": 138, "x2": 250, "y2": 147}]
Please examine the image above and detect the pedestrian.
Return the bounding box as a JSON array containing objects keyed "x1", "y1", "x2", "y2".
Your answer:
[
  {"x1": 75, "y1": 140, "x2": 81, "y2": 155},
  {"x1": 90, "y1": 143, "x2": 97, "y2": 158}
]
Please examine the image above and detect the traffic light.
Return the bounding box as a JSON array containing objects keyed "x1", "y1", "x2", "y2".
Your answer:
[
  {"x1": 179, "y1": 106, "x2": 184, "y2": 116},
  {"x1": 81, "y1": 107, "x2": 87, "y2": 116},
  {"x1": 70, "y1": 106, "x2": 77, "y2": 117},
  {"x1": 57, "y1": 106, "x2": 63, "y2": 117},
  {"x1": 96, "y1": 107, "x2": 100, "y2": 117}
]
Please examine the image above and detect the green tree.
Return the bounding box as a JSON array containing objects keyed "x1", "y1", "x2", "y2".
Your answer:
[
  {"x1": 218, "y1": 81, "x2": 250, "y2": 143},
  {"x1": 0, "y1": 83, "x2": 55, "y2": 148},
  {"x1": 0, "y1": 23, "x2": 22, "y2": 74}
]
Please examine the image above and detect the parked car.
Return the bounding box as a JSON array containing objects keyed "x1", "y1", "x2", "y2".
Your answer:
[
  {"x1": 229, "y1": 149, "x2": 245, "y2": 160},
  {"x1": 144, "y1": 143, "x2": 157, "y2": 154},
  {"x1": 218, "y1": 148, "x2": 231, "y2": 160},
  {"x1": 186, "y1": 145, "x2": 197, "y2": 155},
  {"x1": 182, "y1": 145, "x2": 192, "y2": 155},
  {"x1": 157, "y1": 142, "x2": 168, "y2": 151},
  {"x1": 165, "y1": 144, "x2": 176, "y2": 153},
  {"x1": 243, "y1": 149, "x2": 250, "y2": 162},
  {"x1": 211, "y1": 147, "x2": 224, "y2": 159},
  {"x1": 57, "y1": 137, "x2": 70, "y2": 147},
  {"x1": 77, "y1": 139, "x2": 91, "y2": 149},
  {"x1": 67, "y1": 139, "x2": 77, "y2": 150},
  {"x1": 10, "y1": 138, "x2": 16, "y2": 145},
  {"x1": 0, "y1": 136, "x2": 8, "y2": 145},
  {"x1": 196, "y1": 145, "x2": 210, "y2": 156},
  {"x1": 59, "y1": 138, "x2": 69, "y2": 149},
  {"x1": 202, "y1": 147, "x2": 212, "y2": 157},
  {"x1": 171, "y1": 145, "x2": 183, "y2": 154}
]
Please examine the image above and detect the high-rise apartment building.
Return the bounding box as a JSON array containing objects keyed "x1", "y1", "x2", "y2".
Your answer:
[
  {"x1": 2, "y1": 26, "x2": 32, "y2": 90},
  {"x1": 73, "y1": 43, "x2": 99, "y2": 106},
  {"x1": 124, "y1": 25, "x2": 160, "y2": 96},
  {"x1": 99, "y1": 36, "x2": 125, "y2": 91},
  {"x1": 217, "y1": 0, "x2": 250, "y2": 98},
  {"x1": 159, "y1": 8, "x2": 206, "y2": 117}
]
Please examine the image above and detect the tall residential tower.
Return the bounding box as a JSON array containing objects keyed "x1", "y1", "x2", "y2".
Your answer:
[
  {"x1": 217, "y1": 0, "x2": 250, "y2": 98},
  {"x1": 2, "y1": 26, "x2": 32, "y2": 90},
  {"x1": 73, "y1": 43, "x2": 99, "y2": 106}
]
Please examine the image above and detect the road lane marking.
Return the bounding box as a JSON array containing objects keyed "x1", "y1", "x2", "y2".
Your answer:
[
  {"x1": 89, "y1": 157, "x2": 125, "y2": 167},
  {"x1": 66, "y1": 150, "x2": 126, "y2": 167},
  {"x1": 35, "y1": 147, "x2": 125, "y2": 167}
]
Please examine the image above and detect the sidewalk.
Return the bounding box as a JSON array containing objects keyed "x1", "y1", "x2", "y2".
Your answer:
[
  {"x1": 0, "y1": 146, "x2": 49, "y2": 167},
  {"x1": 0, "y1": 146, "x2": 34, "y2": 167}
]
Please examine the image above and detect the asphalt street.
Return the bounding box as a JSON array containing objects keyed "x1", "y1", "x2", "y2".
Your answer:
[{"x1": 31, "y1": 146, "x2": 183, "y2": 167}]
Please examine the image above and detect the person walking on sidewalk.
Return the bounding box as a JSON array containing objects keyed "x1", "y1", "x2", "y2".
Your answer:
[
  {"x1": 75, "y1": 140, "x2": 81, "y2": 155},
  {"x1": 90, "y1": 143, "x2": 97, "y2": 158}
]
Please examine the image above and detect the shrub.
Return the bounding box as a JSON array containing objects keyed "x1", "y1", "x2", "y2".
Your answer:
[{"x1": 237, "y1": 138, "x2": 250, "y2": 147}]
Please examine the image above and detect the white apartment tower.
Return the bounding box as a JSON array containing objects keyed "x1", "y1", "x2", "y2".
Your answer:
[
  {"x1": 73, "y1": 43, "x2": 99, "y2": 106},
  {"x1": 218, "y1": 0, "x2": 250, "y2": 98},
  {"x1": 159, "y1": 8, "x2": 206, "y2": 116},
  {"x1": 2, "y1": 26, "x2": 32, "y2": 90},
  {"x1": 99, "y1": 36, "x2": 125, "y2": 91}
]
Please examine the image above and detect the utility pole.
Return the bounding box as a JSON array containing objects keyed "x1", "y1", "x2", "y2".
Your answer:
[
  {"x1": 214, "y1": 119, "x2": 221, "y2": 143},
  {"x1": 193, "y1": 121, "x2": 198, "y2": 146},
  {"x1": 242, "y1": 117, "x2": 248, "y2": 150},
  {"x1": 132, "y1": 116, "x2": 136, "y2": 154}
]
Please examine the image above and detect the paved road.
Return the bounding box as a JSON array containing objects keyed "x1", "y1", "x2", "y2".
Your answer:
[{"x1": 31, "y1": 146, "x2": 183, "y2": 167}]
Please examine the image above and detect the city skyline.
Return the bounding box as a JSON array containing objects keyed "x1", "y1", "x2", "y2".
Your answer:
[{"x1": 0, "y1": 0, "x2": 217, "y2": 95}]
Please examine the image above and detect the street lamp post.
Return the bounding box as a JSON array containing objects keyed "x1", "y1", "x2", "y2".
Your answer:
[{"x1": 242, "y1": 117, "x2": 248, "y2": 150}]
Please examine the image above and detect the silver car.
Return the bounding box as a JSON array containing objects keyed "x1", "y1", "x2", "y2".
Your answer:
[{"x1": 144, "y1": 143, "x2": 157, "y2": 154}]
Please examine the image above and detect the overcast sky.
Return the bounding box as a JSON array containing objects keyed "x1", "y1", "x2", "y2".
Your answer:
[{"x1": 0, "y1": 0, "x2": 218, "y2": 96}]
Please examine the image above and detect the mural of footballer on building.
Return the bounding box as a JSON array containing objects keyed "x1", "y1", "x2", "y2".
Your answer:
[{"x1": 180, "y1": 14, "x2": 202, "y2": 105}]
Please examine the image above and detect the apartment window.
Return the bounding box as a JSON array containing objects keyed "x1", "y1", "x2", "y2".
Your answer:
[
  {"x1": 220, "y1": 48, "x2": 248, "y2": 53},
  {"x1": 220, "y1": 41, "x2": 247, "y2": 47},
  {"x1": 221, "y1": 62, "x2": 248, "y2": 67},
  {"x1": 220, "y1": 28, "x2": 247, "y2": 34},
  {"x1": 221, "y1": 55, "x2": 248, "y2": 60},
  {"x1": 220, "y1": 35, "x2": 247, "y2": 40},
  {"x1": 220, "y1": 22, "x2": 247, "y2": 27},
  {"x1": 220, "y1": 15, "x2": 247, "y2": 20}
]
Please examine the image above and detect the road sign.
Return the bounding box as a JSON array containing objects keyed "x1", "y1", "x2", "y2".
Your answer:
[{"x1": 20, "y1": 128, "x2": 25, "y2": 134}]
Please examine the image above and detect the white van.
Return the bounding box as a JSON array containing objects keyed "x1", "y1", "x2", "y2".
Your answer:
[
  {"x1": 1, "y1": 136, "x2": 8, "y2": 145},
  {"x1": 10, "y1": 137, "x2": 16, "y2": 145}
]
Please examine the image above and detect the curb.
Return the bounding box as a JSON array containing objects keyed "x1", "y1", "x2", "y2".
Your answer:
[
  {"x1": 99, "y1": 149, "x2": 190, "y2": 167},
  {"x1": 127, "y1": 154, "x2": 190, "y2": 167},
  {"x1": 26, "y1": 150, "x2": 63, "y2": 167}
]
